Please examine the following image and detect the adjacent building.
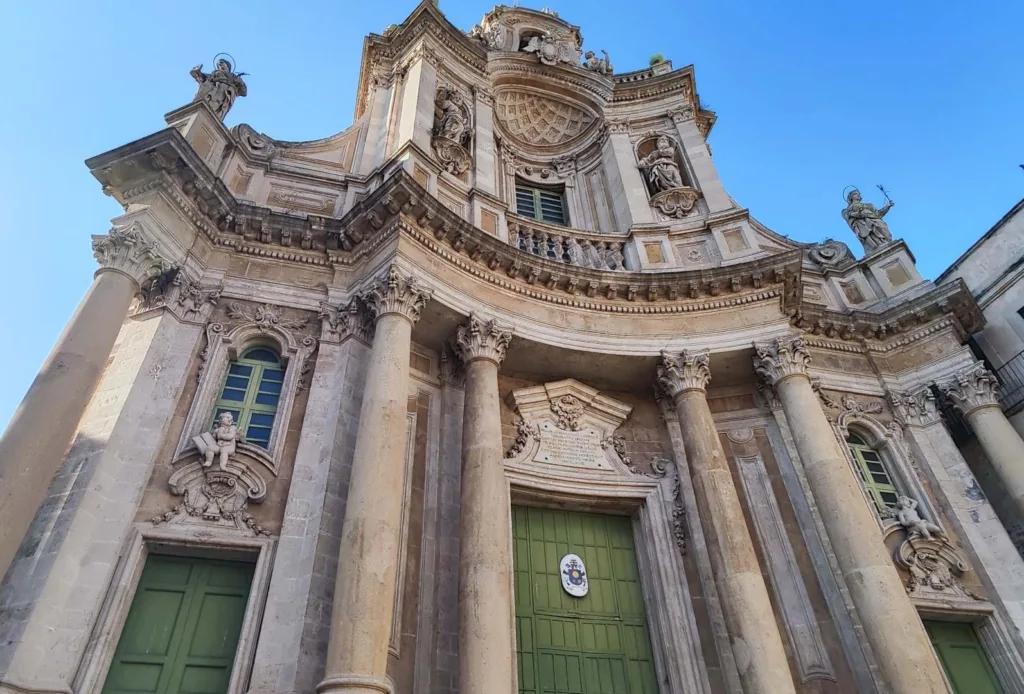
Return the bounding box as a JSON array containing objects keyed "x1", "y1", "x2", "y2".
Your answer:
[{"x1": 2, "y1": 3, "x2": 1024, "y2": 693}]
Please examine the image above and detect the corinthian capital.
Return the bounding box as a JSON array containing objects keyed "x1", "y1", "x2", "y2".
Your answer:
[
  {"x1": 362, "y1": 264, "x2": 433, "y2": 324},
  {"x1": 657, "y1": 349, "x2": 711, "y2": 397},
  {"x1": 454, "y1": 314, "x2": 514, "y2": 365},
  {"x1": 886, "y1": 387, "x2": 940, "y2": 427},
  {"x1": 91, "y1": 224, "x2": 175, "y2": 287},
  {"x1": 939, "y1": 363, "x2": 1002, "y2": 416},
  {"x1": 752, "y1": 336, "x2": 811, "y2": 386}
]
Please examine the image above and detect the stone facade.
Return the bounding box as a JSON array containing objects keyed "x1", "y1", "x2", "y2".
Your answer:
[{"x1": 1, "y1": 3, "x2": 1024, "y2": 693}]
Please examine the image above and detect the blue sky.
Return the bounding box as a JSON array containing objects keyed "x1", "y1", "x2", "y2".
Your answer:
[{"x1": 0, "y1": 0, "x2": 1022, "y2": 431}]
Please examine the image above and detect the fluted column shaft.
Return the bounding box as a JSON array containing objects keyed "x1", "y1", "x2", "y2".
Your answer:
[
  {"x1": 941, "y1": 363, "x2": 1024, "y2": 519},
  {"x1": 0, "y1": 225, "x2": 171, "y2": 580},
  {"x1": 755, "y1": 337, "x2": 947, "y2": 694},
  {"x1": 455, "y1": 315, "x2": 515, "y2": 694},
  {"x1": 658, "y1": 351, "x2": 796, "y2": 694},
  {"x1": 320, "y1": 267, "x2": 432, "y2": 694}
]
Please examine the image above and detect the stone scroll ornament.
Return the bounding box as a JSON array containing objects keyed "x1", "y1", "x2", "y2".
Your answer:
[
  {"x1": 190, "y1": 54, "x2": 248, "y2": 121},
  {"x1": 841, "y1": 185, "x2": 894, "y2": 254},
  {"x1": 432, "y1": 86, "x2": 473, "y2": 175},
  {"x1": 637, "y1": 136, "x2": 701, "y2": 219}
]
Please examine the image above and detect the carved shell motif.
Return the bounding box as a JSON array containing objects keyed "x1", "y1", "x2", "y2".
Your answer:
[{"x1": 495, "y1": 91, "x2": 596, "y2": 148}]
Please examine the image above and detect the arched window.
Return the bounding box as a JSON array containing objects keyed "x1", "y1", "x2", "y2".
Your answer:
[
  {"x1": 847, "y1": 431, "x2": 899, "y2": 513},
  {"x1": 212, "y1": 346, "x2": 284, "y2": 449}
]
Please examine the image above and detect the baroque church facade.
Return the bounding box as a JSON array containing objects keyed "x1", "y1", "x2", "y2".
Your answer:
[{"x1": 2, "y1": 3, "x2": 1024, "y2": 693}]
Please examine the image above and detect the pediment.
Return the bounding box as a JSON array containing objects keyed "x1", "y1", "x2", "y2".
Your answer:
[{"x1": 494, "y1": 89, "x2": 598, "y2": 150}]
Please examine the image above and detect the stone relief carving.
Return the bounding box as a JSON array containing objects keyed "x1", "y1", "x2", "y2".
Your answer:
[
  {"x1": 938, "y1": 363, "x2": 1002, "y2": 416},
  {"x1": 505, "y1": 417, "x2": 540, "y2": 459},
  {"x1": 842, "y1": 187, "x2": 894, "y2": 253},
  {"x1": 551, "y1": 394, "x2": 586, "y2": 431},
  {"x1": 806, "y1": 239, "x2": 855, "y2": 269},
  {"x1": 886, "y1": 388, "x2": 940, "y2": 428},
  {"x1": 522, "y1": 29, "x2": 582, "y2": 67},
  {"x1": 228, "y1": 301, "x2": 309, "y2": 333},
  {"x1": 670, "y1": 470, "x2": 687, "y2": 555},
  {"x1": 189, "y1": 56, "x2": 248, "y2": 121},
  {"x1": 494, "y1": 90, "x2": 596, "y2": 147},
  {"x1": 432, "y1": 86, "x2": 473, "y2": 175},
  {"x1": 582, "y1": 50, "x2": 613, "y2": 76},
  {"x1": 893, "y1": 534, "x2": 982, "y2": 602},
  {"x1": 318, "y1": 297, "x2": 373, "y2": 344},
  {"x1": 231, "y1": 123, "x2": 277, "y2": 160},
  {"x1": 137, "y1": 269, "x2": 223, "y2": 322}
]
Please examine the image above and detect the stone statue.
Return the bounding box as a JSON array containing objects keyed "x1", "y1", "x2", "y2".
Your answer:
[
  {"x1": 190, "y1": 58, "x2": 248, "y2": 120},
  {"x1": 194, "y1": 412, "x2": 243, "y2": 471},
  {"x1": 436, "y1": 89, "x2": 470, "y2": 145},
  {"x1": 894, "y1": 496, "x2": 944, "y2": 540},
  {"x1": 842, "y1": 188, "x2": 894, "y2": 253},
  {"x1": 638, "y1": 137, "x2": 685, "y2": 193},
  {"x1": 583, "y1": 50, "x2": 613, "y2": 76}
]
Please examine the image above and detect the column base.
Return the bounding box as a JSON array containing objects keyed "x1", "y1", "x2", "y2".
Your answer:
[{"x1": 316, "y1": 675, "x2": 394, "y2": 694}]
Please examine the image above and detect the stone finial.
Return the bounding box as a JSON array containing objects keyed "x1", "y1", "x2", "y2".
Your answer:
[
  {"x1": 454, "y1": 314, "x2": 514, "y2": 365},
  {"x1": 657, "y1": 349, "x2": 711, "y2": 397},
  {"x1": 92, "y1": 224, "x2": 175, "y2": 288},
  {"x1": 939, "y1": 363, "x2": 1002, "y2": 417},
  {"x1": 886, "y1": 388, "x2": 940, "y2": 428},
  {"x1": 361, "y1": 264, "x2": 433, "y2": 324},
  {"x1": 752, "y1": 336, "x2": 811, "y2": 387},
  {"x1": 190, "y1": 56, "x2": 247, "y2": 121}
]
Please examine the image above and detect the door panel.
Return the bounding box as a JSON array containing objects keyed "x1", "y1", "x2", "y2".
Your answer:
[
  {"x1": 924, "y1": 620, "x2": 1003, "y2": 694},
  {"x1": 514, "y1": 506, "x2": 658, "y2": 694}
]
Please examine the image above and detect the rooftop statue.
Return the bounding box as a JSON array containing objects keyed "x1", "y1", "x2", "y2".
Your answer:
[
  {"x1": 638, "y1": 137, "x2": 685, "y2": 193},
  {"x1": 842, "y1": 186, "x2": 894, "y2": 253},
  {"x1": 190, "y1": 56, "x2": 248, "y2": 120},
  {"x1": 583, "y1": 50, "x2": 613, "y2": 76}
]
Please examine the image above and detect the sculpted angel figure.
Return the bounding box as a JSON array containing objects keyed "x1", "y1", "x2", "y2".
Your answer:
[
  {"x1": 583, "y1": 50, "x2": 613, "y2": 76},
  {"x1": 894, "y1": 496, "x2": 944, "y2": 540},
  {"x1": 638, "y1": 137, "x2": 685, "y2": 193},
  {"x1": 190, "y1": 58, "x2": 247, "y2": 120},
  {"x1": 842, "y1": 188, "x2": 893, "y2": 252},
  {"x1": 196, "y1": 412, "x2": 243, "y2": 471}
]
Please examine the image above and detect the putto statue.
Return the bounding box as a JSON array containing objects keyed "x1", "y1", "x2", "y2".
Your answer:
[
  {"x1": 894, "y1": 496, "x2": 945, "y2": 540},
  {"x1": 190, "y1": 56, "x2": 248, "y2": 120},
  {"x1": 638, "y1": 137, "x2": 685, "y2": 193},
  {"x1": 842, "y1": 186, "x2": 894, "y2": 253},
  {"x1": 583, "y1": 50, "x2": 613, "y2": 76},
  {"x1": 194, "y1": 411, "x2": 242, "y2": 471}
]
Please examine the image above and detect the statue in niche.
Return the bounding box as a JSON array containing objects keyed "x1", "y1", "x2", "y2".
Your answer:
[
  {"x1": 894, "y1": 496, "x2": 945, "y2": 540},
  {"x1": 583, "y1": 50, "x2": 613, "y2": 76},
  {"x1": 437, "y1": 90, "x2": 469, "y2": 144},
  {"x1": 638, "y1": 137, "x2": 685, "y2": 193},
  {"x1": 190, "y1": 56, "x2": 248, "y2": 120},
  {"x1": 841, "y1": 187, "x2": 894, "y2": 253},
  {"x1": 432, "y1": 87, "x2": 473, "y2": 175},
  {"x1": 194, "y1": 412, "x2": 242, "y2": 472}
]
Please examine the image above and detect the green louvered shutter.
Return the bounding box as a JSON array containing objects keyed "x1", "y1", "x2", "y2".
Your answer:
[{"x1": 924, "y1": 620, "x2": 1003, "y2": 694}]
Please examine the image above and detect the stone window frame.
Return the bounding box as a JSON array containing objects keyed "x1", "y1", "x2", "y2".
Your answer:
[
  {"x1": 73, "y1": 524, "x2": 276, "y2": 694},
  {"x1": 504, "y1": 465, "x2": 711, "y2": 693},
  {"x1": 174, "y1": 320, "x2": 315, "y2": 468}
]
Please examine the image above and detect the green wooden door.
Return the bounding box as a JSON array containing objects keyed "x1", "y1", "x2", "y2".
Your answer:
[
  {"x1": 924, "y1": 620, "x2": 1003, "y2": 694},
  {"x1": 103, "y1": 555, "x2": 254, "y2": 694},
  {"x1": 513, "y1": 507, "x2": 659, "y2": 694}
]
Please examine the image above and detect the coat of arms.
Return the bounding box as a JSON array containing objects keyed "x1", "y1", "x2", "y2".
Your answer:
[{"x1": 559, "y1": 553, "x2": 589, "y2": 597}]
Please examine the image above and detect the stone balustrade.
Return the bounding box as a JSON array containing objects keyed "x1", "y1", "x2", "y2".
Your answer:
[{"x1": 507, "y1": 216, "x2": 628, "y2": 271}]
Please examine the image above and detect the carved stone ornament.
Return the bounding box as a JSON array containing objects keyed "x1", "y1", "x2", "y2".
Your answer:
[
  {"x1": 670, "y1": 469, "x2": 687, "y2": 554},
  {"x1": 190, "y1": 56, "x2": 247, "y2": 121},
  {"x1": 231, "y1": 123, "x2": 277, "y2": 161},
  {"x1": 892, "y1": 533, "x2": 982, "y2": 603},
  {"x1": 494, "y1": 90, "x2": 596, "y2": 148},
  {"x1": 753, "y1": 336, "x2": 811, "y2": 387},
  {"x1": 806, "y1": 239, "x2": 854, "y2": 269},
  {"x1": 318, "y1": 297, "x2": 373, "y2": 344},
  {"x1": 228, "y1": 301, "x2": 309, "y2": 333},
  {"x1": 505, "y1": 379, "x2": 636, "y2": 476},
  {"x1": 92, "y1": 223, "x2": 175, "y2": 287},
  {"x1": 454, "y1": 314, "x2": 514, "y2": 365},
  {"x1": 651, "y1": 187, "x2": 701, "y2": 219},
  {"x1": 657, "y1": 349, "x2": 712, "y2": 399},
  {"x1": 432, "y1": 86, "x2": 473, "y2": 175},
  {"x1": 886, "y1": 388, "x2": 940, "y2": 428},
  {"x1": 939, "y1": 363, "x2": 1002, "y2": 417},
  {"x1": 582, "y1": 50, "x2": 613, "y2": 76},
  {"x1": 361, "y1": 264, "x2": 433, "y2": 324},
  {"x1": 522, "y1": 29, "x2": 582, "y2": 67}
]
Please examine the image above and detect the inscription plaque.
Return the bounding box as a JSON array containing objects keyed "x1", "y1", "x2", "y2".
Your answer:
[{"x1": 533, "y1": 421, "x2": 610, "y2": 470}]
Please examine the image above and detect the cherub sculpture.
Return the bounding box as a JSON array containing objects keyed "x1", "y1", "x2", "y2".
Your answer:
[
  {"x1": 583, "y1": 50, "x2": 613, "y2": 76},
  {"x1": 894, "y1": 496, "x2": 944, "y2": 540},
  {"x1": 195, "y1": 412, "x2": 243, "y2": 472}
]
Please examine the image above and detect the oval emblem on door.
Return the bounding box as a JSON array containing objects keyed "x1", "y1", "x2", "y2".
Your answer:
[{"x1": 559, "y1": 553, "x2": 589, "y2": 597}]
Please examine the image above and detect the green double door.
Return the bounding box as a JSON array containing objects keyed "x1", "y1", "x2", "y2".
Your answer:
[
  {"x1": 924, "y1": 620, "x2": 1003, "y2": 694},
  {"x1": 513, "y1": 506, "x2": 659, "y2": 694},
  {"x1": 103, "y1": 555, "x2": 254, "y2": 694}
]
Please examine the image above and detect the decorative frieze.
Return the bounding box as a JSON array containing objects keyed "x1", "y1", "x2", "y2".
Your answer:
[
  {"x1": 938, "y1": 363, "x2": 1003, "y2": 416},
  {"x1": 752, "y1": 336, "x2": 811, "y2": 387},
  {"x1": 361, "y1": 264, "x2": 433, "y2": 324},
  {"x1": 92, "y1": 223, "x2": 175, "y2": 287},
  {"x1": 454, "y1": 314, "x2": 513, "y2": 365},
  {"x1": 656, "y1": 349, "x2": 711, "y2": 397}
]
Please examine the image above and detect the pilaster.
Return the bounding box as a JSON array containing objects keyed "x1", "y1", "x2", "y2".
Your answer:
[
  {"x1": 672, "y1": 113, "x2": 731, "y2": 214},
  {"x1": 392, "y1": 45, "x2": 440, "y2": 155}
]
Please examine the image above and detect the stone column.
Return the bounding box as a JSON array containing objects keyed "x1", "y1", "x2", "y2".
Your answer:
[
  {"x1": 319, "y1": 266, "x2": 432, "y2": 694},
  {"x1": 657, "y1": 350, "x2": 796, "y2": 694},
  {"x1": 453, "y1": 315, "x2": 515, "y2": 694},
  {"x1": 940, "y1": 363, "x2": 1024, "y2": 520},
  {"x1": 753, "y1": 337, "x2": 947, "y2": 693},
  {"x1": 0, "y1": 224, "x2": 171, "y2": 580}
]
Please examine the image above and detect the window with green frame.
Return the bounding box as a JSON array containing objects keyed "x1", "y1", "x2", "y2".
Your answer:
[
  {"x1": 212, "y1": 346, "x2": 284, "y2": 449},
  {"x1": 515, "y1": 180, "x2": 567, "y2": 226},
  {"x1": 847, "y1": 431, "x2": 900, "y2": 513}
]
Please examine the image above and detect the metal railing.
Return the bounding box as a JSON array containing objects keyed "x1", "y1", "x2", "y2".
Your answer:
[{"x1": 996, "y1": 349, "x2": 1024, "y2": 414}]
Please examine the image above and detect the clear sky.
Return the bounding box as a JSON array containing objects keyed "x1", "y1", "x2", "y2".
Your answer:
[{"x1": 0, "y1": 0, "x2": 1022, "y2": 431}]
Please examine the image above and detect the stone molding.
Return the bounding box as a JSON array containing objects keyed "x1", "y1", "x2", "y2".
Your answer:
[
  {"x1": 453, "y1": 313, "x2": 514, "y2": 365},
  {"x1": 886, "y1": 387, "x2": 940, "y2": 428},
  {"x1": 938, "y1": 362, "x2": 1002, "y2": 417},
  {"x1": 91, "y1": 222, "x2": 175, "y2": 288},
  {"x1": 361, "y1": 264, "x2": 433, "y2": 324},
  {"x1": 753, "y1": 335, "x2": 811, "y2": 387},
  {"x1": 656, "y1": 349, "x2": 711, "y2": 397}
]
